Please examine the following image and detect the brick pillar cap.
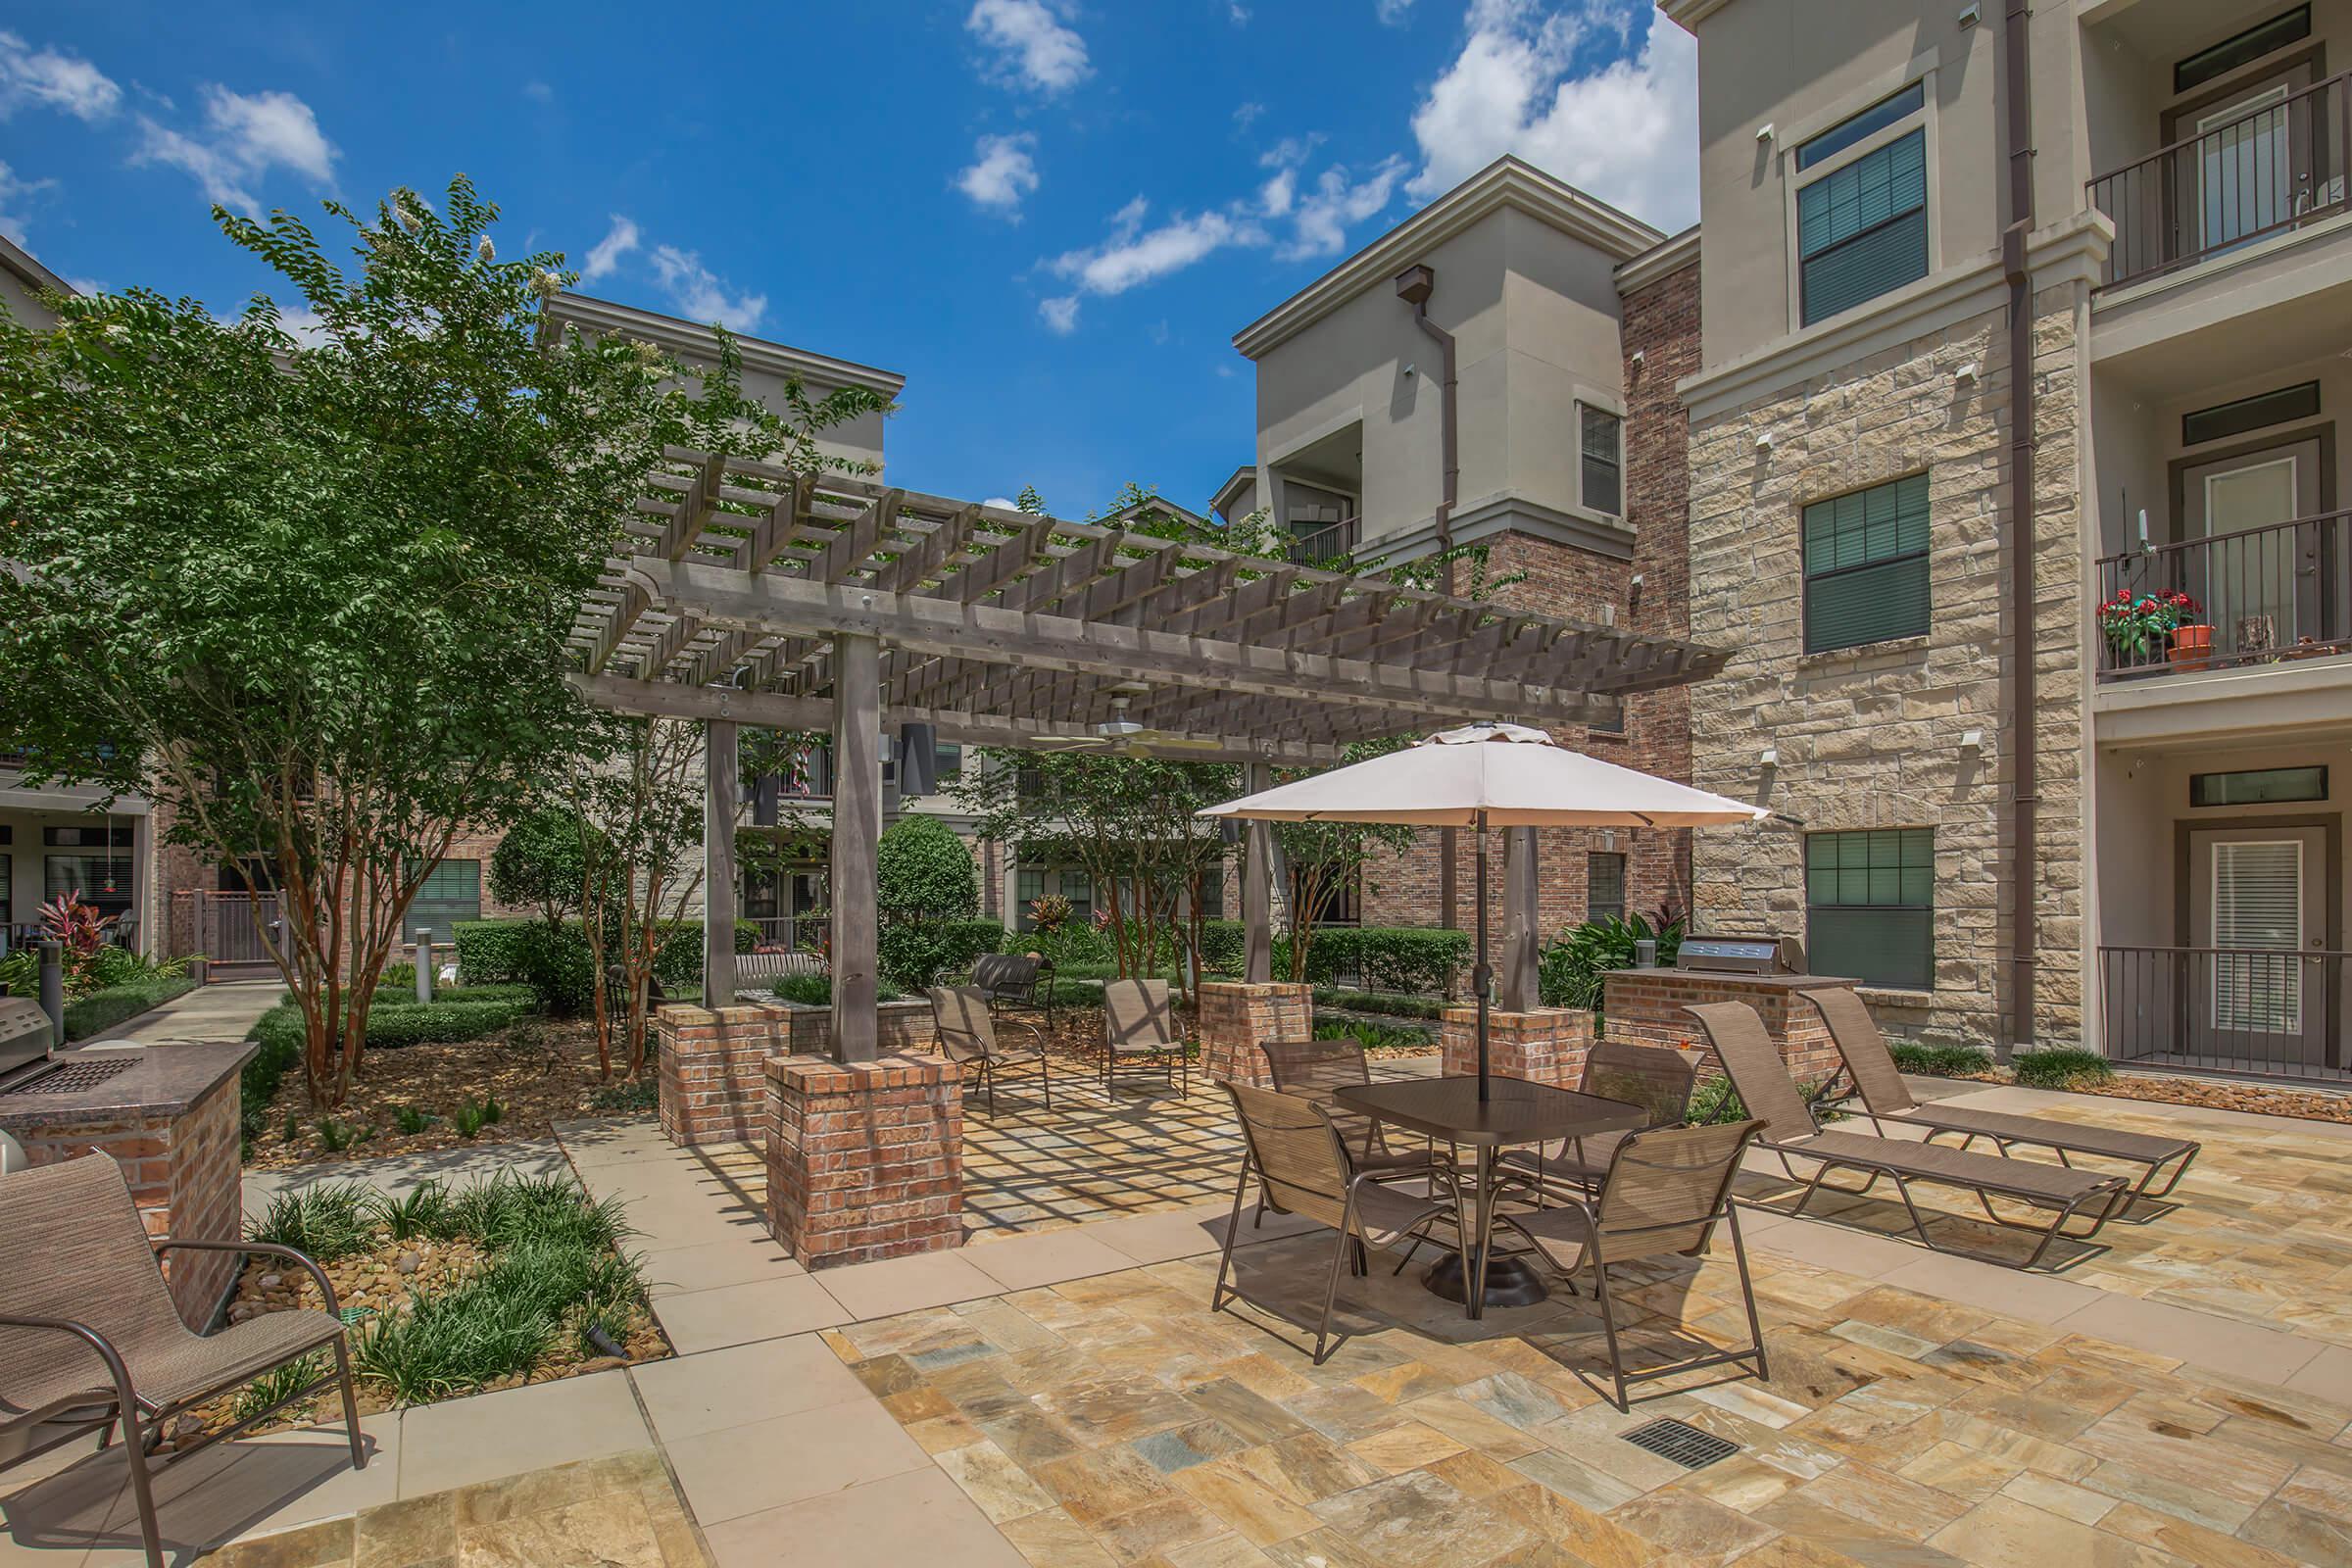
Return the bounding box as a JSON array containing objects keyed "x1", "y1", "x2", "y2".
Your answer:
[{"x1": 766, "y1": 1053, "x2": 959, "y2": 1092}]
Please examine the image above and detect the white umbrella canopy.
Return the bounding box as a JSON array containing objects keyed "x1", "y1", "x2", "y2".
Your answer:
[{"x1": 1198, "y1": 721, "x2": 1768, "y2": 827}]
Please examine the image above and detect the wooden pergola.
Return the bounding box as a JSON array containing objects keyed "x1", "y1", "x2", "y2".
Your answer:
[{"x1": 571, "y1": 454, "x2": 1731, "y2": 1059}]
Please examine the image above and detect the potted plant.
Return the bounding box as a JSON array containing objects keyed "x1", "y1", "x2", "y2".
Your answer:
[
  {"x1": 2164, "y1": 590, "x2": 2212, "y2": 669},
  {"x1": 2097, "y1": 588, "x2": 2202, "y2": 669}
]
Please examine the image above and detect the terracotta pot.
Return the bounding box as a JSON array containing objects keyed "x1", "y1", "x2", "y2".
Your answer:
[{"x1": 2169, "y1": 623, "x2": 2213, "y2": 670}]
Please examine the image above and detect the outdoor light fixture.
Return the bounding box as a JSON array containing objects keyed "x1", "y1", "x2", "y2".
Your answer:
[
  {"x1": 1955, "y1": 362, "x2": 1981, "y2": 382},
  {"x1": 1756, "y1": 431, "x2": 1775, "y2": 451},
  {"x1": 1402, "y1": 362, "x2": 1417, "y2": 377},
  {"x1": 1759, "y1": 747, "x2": 1779, "y2": 767},
  {"x1": 1630, "y1": 348, "x2": 1646, "y2": 370},
  {"x1": 1958, "y1": 2, "x2": 1980, "y2": 25},
  {"x1": 1756, "y1": 122, "x2": 1775, "y2": 142},
  {"x1": 1961, "y1": 729, "x2": 1984, "y2": 752}
]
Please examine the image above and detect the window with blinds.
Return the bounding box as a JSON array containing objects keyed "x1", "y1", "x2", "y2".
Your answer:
[
  {"x1": 2211, "y1": 840, "x2": 2303, "y2": 1032},
  {"x1": 406, "y1": 858, "x2": 481, "y2": 943},
  {"x1": 1802, "y1": 472, "x2": 1931, "y2": 652},
  {"x1": 46, "y1": 854, "x2": 133, "y2": 915},
  {"x1": 1797, "y1": 110, "x2": 1928, "y2": 325},
  {"x1": 1806, "y1": 829, "x2": 1934, "y2": 990},
  {"x1": 1580, "y1": 406, "x2": 1623, "y2": 515},
  {"x1": 1588, "y1": 853, "x2": 1626, "y2": 920}
]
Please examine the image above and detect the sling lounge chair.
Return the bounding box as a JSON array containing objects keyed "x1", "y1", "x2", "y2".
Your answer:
[
  {"x1": 1102, "y1": 979, "x2": 1190, "y2": 1099},
  {"x1": 0, "y1": 1155, "x2": 365, "y2": 1568},
  {"x1": 1497, "y1": 1119, "x2": 1769, "y2": 1410},
  {"x1": 1807, "y1": 987, "x2": 2198, "y2": 1203},
  {"x1": 1212, "y1": 1083, "x2": 1455, "y2": 1365},
  {"x1": 930, "y1": 985, "x2": 1053, "y2": 1115},
  {"x1": 1796, "y1": 992, "x2": 2201, "y2": 1203},
  {"x1": 1685, "y1": 1002, "x2": 2130, "y2": 1271},
  {"x1": 1498, "y1": 1040, "x2": 1702, "y2": 1203}
]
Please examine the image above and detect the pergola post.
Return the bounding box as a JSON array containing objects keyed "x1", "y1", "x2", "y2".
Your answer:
[
  {"x1": 704, "y1": 719, "x2": 739, "y2": 1007},
  {"x1": 1243, "y1": 761, "x2": 1273, "y2": 985},
  {"x1": 830, "y1": 632, "x2": 882, "y2": 1061},
  {"x1": 1501, "y1": 826, "x2": 1541, "y2": 1013}
]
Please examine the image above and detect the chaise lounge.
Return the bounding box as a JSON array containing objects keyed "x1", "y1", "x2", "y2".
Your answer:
[
  {"x1": 1685, "y1": 1001, "x2": 2132, "y2": 1270},
  {"x1": 1807, "y1": 986, "x2": 2199, "y2": 1203}
]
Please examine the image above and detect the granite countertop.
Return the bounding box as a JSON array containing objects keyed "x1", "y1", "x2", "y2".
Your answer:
[
  {"x1": 1609, "y1": 966, "x2": 1862, "y2": 992},
  {"x1": 0, "y1": 1039, "x2": 257, "y2": 1130}
]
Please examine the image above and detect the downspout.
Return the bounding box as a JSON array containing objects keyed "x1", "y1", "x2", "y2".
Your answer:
[
  {"x1": 2002, "y1": 0, "x2": 2038, "y2": 1054},
  {"x1": 1396, "y1": 264, "x2": 1464, "y2": 932}
]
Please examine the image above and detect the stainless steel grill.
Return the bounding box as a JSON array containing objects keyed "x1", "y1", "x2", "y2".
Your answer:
[{"x1": 0, "y1": 1055, "x2": 135, "y2": 1098}]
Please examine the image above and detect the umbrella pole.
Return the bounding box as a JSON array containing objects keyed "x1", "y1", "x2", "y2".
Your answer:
[{"x1": 1473, "y1": 809, "x2": 1490, "y2": 1102}]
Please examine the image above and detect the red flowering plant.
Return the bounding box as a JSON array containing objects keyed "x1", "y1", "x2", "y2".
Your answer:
[{"x1": 2099, "y1": 587, "x2": 2200, "y2": 660}]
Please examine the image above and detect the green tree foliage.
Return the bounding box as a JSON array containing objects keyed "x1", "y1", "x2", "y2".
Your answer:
[
  {"x1": 489, "y1": 807, "x2": 589, "y2": 932},
  {"x1": 877, "y1": 815, "x2": 979, "y2": 918},
  {"x1": 0, "y1": 175, "x2": 867, "y2": 1105}
]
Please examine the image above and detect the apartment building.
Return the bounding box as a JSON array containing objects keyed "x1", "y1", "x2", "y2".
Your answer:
[
  {"x1": 1666, "y1": 0, "x2": 2351, "y2": 1078},
  {"x1": 1224, "y1": 157, "x2": 1705, "y2": 938}
]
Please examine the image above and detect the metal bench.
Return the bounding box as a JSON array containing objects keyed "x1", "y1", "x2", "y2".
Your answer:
[
  {"x1": 972, "y1": 952, "x2": 1056, "y2": 1026},
  {"x1": 734, "y1": 949, "x2": 827, "y2": 1000}
]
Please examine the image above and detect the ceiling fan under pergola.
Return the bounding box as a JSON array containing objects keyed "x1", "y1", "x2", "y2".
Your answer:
[{"x1": 1026, "y1": 684, "x2": 1229, "y2": 757}]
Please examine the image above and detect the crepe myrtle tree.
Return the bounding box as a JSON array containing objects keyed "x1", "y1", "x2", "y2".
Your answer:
[
  {"x1": 567, "y1": 714, "x2": 706, "y2": 1080},
  {"x1": 0, "y1": 175, "x2": 887, "y2": 1105}
]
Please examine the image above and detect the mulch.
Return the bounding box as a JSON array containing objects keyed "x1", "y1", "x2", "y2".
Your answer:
[{"x1": 244, "y1": 1018, "x2": 655, "y2": 1170}]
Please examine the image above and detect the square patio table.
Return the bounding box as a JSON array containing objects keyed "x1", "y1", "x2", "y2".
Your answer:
[{"x1": 1334, "y1": 1075, "x2": 1645, "y2": 1319}]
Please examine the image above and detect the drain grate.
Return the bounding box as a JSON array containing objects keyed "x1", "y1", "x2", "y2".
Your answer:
[
  {"x1": 1621, "y1": 1417, "x2": 1739, "y2": 1470},
  {"x1": 2, "y1": 1057, "x2": 137, "y2": 1097}
]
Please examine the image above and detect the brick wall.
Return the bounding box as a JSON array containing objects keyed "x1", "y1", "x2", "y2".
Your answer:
[
  {"x1": 656, "y1": 1000, "x2": 940, "y2": 1147},
  {"x1": 1359, "y1": 256, "x2": 1701, "y2": 944},
  {"x1": 765, "y1": 1054, "x2": 963, "y2": 1267},
  {"x1": 1440, "y1": 1006, "x2": 1593, "y2": 1088},
  {"x1": 1198, "y1": 981, "x2": 1311, "y2": 1088},
  {"x1": 1600, "y1": 971, "x2": 1844, "y2": 1086},
  {"x1": 10, "y1": 1074, "x2": 244, "y2": 1329}
]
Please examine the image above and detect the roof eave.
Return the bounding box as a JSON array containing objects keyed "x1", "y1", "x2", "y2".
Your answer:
[
  {"x1": 538, "y1": 292, "x2": 906, "y2": 397},
  {"x1": 1657, "y1": 0, "x2": 1735, "y2": 33},
  {"x1": 0, "y1": 234, "x2": 77, "y2": 303}
]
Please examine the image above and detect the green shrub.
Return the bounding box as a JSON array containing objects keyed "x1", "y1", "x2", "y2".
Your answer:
[
  {"x1": 489, "y1": 808, "x2": 587, "y2": 928},
  {"x1": 61, "y1": 976, "x2": 198, "y2": 1041},
  {"x1": 248, "y1": 1182, "x2": 376, "y2": 1262},
  {"x1": 878, "y1": 916, "x2": 1005, "y2": 991},
  {"x1": 1313, "y1": 988, "x2": 1444, "y2": 1020},
  {"x1": 1312, "y1": 1016, "x2": 1438, "y2": 1053},
  {"x1": 1199, "y1": 921, "x2": 1468, "y2": 995},
  {"x1": 242, "y1": 1006, "x2": 305, "y2": 1149},
  {"x1": 2010, "y1": 1048, "x2": 2114, "y2": 1091},
  {"x1": 454, "y1": 916, "x2": 755, "y2": 1012},
  {"x1": 588, "y1": 1079, "x2": 658, "y2": 1114},
  {"x1": 1688, "y1": 1072, "x2": 1848, "y2": 1127},
  {"x1": 360, "y1": 999, "x2": 528, "y2": 1048},
  {"x1": 451, "y1": 1095, "x2": 505, "y2": 1140},
  {"x1": 1539, "y1": 912, "x2": 1684, "y2": 1012},
  {"x1": 393, "y1": 1104, "x2": 435, "y2": 1135},
  {"x1": 773, "y1": 973, "x2": 906, "y2": 1005},
  {"x1": 876, "y1": 816, "x2": 979, "y2": 919},
  {"x1": 1887, "y1": 1041, "x2": 1995, "y2": 1078}
]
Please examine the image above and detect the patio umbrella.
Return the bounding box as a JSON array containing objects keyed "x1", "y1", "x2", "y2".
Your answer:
[{"x1": 1200, "y1": 722, "x2": 1768, "y2": 1100}]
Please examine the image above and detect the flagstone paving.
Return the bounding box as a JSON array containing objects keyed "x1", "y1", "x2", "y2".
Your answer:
[{"x1": 822, "y1": 1223, "x2": 2352, "y2": 1567}]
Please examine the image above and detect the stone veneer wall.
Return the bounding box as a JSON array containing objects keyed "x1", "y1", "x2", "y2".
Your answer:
[
  {"x1": 765, "y1": 1054, "x2": 962, "y2": 1267},
  {"x1": 657, "y1": 1000, "x2": 939, "y2": 1146},
  {"x1": 1685, "y1": 291, "x2": 2088, "y2": 1051},
  {"x1": 9, "y1": 1076, "x2": 243, "y2": 1328},
  {"x1": 1360, "y1": 258, "x2": 1700, "y2": 941}
]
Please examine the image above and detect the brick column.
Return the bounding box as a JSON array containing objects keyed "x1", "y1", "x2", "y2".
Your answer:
[
  {"x1": 656, "y1": 1003, "x2": 796, "y2": 1146},
  {"x1": 1440, "y1": 1006, "x2": 1593, "y2": 1087},
  {"x1": 1601, "y1": 971, "x2": 1847, "y2": 1085},
  {"x1": 765, "y1": 1054, "x2": 962, "y2": 1267},
  {"x1": 1197, "y1": 981, "x2": 1311, "y2": 1088}
]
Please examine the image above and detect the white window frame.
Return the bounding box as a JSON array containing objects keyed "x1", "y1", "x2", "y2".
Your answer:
[
  {"x1": 1575, "y1": 399, "x2": 1626, "y2": 517},
  {"x1": 1780, "y1": 65, "x2": 1942, "y2": 333}
]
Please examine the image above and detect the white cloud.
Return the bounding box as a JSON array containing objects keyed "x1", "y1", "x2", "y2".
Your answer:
[
  {"x1": 1376, "y1": 0, "x2": 1417, "y2": 23},
  {"x1": 956, "y1": 133, "x2": 1041, "y2": 216},
  {"x1": 966, "y1": 0, "x2": 1090, "y2": 93},
  {"x1": 1050, "y1": 201, "x2": 1256, "y2": 301},
  {"x1": 274, "y1": 304, "x2": 331, "y2": 348},
  {"x1": 581, "y1": 214, "x2": 639, "y2": 281},
  {"x1": 1258, "y1": 133, "x2": 1323, "y2": 170},
  {"x1": 1406, "y1": 1, "x2": 1696, "y2": 228},
  {"x1": 1258, "y1": 167, "x2": 1294, "y2": 217},
  {"x1": 1038, "y1": 295, "x2": 1080, "y2": 333},
  {"x1": 0, "y1": 31, "x2": 121, "y2": 122},
  {"x1": 0, "y1": 160, "x2": 50, "y2": 243},
  {"x1": 982, "y1": 495, "x2": 1019, "y2": 509},
  {"x1": 1279, "y1": 157, "x2": 1407, "y2": 260},
  {"x1": 1232, "y1": 101, "x2": 1264, "y2": 130},
  {"x1": 134, "y1": 85, "x2": 337, "y2": 214},
  {"x1": 1229, "y1": 2, "x2": 1251, "y2": 22},
  {"x1": 649, "y1": 244, "x2": 766, "y2": 333}
]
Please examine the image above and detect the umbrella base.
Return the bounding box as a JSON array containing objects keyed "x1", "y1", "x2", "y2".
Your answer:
[{"x1": 1422, "y1": 1250, "x2": 1548, "y2": 1309}]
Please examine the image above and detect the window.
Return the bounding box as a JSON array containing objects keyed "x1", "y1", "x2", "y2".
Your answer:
[
  {"x1": 2182, "y1": 381, "x2": 2320, "y2": 448},
  {"x1": 2177, "y1": 6, "x2": 2309, "y2": 93},
  {"x1": 46, "y1": 854, "x2": 133, "y2": 916},
  {"x1": 1588, "y1": 853, "x2": 1626, "y2": 920},
  {"x1": 1806, "y1": 829, "x2": 1934, "y2": 991},
  {"x1": 1796, "y1": 84, "x2": 1928, "y2": 324},
  {"x1": 2191, "y1": 765, "x2": 2328, "y2": 807},
  {"x1": 1802, "y1": 472, "x2": 1931, "y2": 653},
  {"x1": 406, "y1": 858, "x2": 481, "y2": 943},
  {"x1": 1580, "y1": 406, "x2": 1623, "y2": 515},
  {"x1": 1589, "y1": 703, "x2": 1626, "y2": 737},
  {"x1": 44, "y1": 824, "x2": 132, "y2": 849},
  {"x1": 937, "y1": 743, "x2": 963, "y2": 783},
  {"x1": 1014, "y1": 864, "x2": 1095, "y2": 931}
]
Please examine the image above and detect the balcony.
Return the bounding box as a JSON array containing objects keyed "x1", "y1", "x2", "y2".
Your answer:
[
  {"x1": 1284, "y1": 514, "x2": 1360, "y2": 565},
  {"x1": 2088, "y1": 72, "x2": 2351, "y2": 292},
  {"x1": 2099, "y1": 944, "x2": 2347, "y2": 1082},
  {"x1": 2094, "y1": 510, "x2": 2351, "y2": 680}
]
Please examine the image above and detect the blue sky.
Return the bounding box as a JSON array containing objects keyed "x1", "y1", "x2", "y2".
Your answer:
[{"x1": 0, "y1": 1, "x2": 1694, "y2": 515}]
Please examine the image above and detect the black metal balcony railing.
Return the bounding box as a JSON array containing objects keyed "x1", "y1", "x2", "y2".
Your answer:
[
  {"x1": 2089, "y1": 72, "x2": 2351, "y2": 290},
  {"x1": 2094, "y1": 510, "x2": 2351, "y2": 678},
  {"x1": 1285, "y1": 516, "x2": 1360, "y2": 564},
  {"x1": 2099, "y1": 945, "x2": 2346, "y2": 1080}
]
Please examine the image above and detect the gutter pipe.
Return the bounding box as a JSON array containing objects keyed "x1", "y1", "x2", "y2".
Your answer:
[
  {"x1": 2002, "y1": 0, "x2": 2038, "y2": 1054},
  {"x1": 1397, "y1": 264, "x2": 1464, "y2": 932}
]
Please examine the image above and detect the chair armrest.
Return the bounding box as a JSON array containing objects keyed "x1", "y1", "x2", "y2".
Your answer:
[
  {"x1": 154, "y1": 1240, "x2": 343, "y2": 1317},
  {"x1": 0, "y1": 1312, "x2": 141, "y2": 1410}
]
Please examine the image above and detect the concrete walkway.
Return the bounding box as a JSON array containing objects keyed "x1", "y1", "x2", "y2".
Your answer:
[{"x1": 86, "y1": 980, "x2": 279, "y2": 1045}]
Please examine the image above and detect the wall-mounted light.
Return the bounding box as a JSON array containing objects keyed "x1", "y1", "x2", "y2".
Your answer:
[
  {"x1": 1630, "y1": 348, "x2": 1646, "y2": 370},
  {"x1": 1756, "y1": 122, "x2": 1776, "y2": 143},
  {"x1": 1960, "y1": 728, "x2": 1984, "y2": 752},
  {"x1": 1759, "y1": 747, "x2": 1780, "y2": 768},
  {"x1": 1402, "y1": 362, "x2": 1417, "y2": 377},
  {"x1": 1955, "y1": 362, "x2": 1981, "y2": 382},
  {"x1": 1755, "y1": 431, "x2": 1775, "y2": 451},
  {"x1": 1958, "y1": 2, "x2": 1980, "y2": 26}
]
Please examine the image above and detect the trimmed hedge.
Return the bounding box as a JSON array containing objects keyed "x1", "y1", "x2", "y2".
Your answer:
[
  {"x1": 772, "y1": 973, "x2": 906, "y2": 1005},
  {"x1": 1312, "y1": 988, "x2": 1444, "y2": 1020},
  {"x1": 1888, "y1": 1041, "x2": 1996, "y2": 1078},
  {"x1": 1200, "y1": 921, "x2": 1468, "y2": 995},
  {"x1": 63, "y1": 976, "x2": 198, "y2": 1042},
  {"x1": 286, "y1": 982, "x2": 539, "y2": 1009},
  {"x1": 2011, "y1": 1048, "x2": 2115, "y2": 1091},
  {"x1": 453, "y1": 917, "x2": 757, "y2": 1013},
  {"x1": 248, "y1": 995, "x2": 525, "y2": 1059}
]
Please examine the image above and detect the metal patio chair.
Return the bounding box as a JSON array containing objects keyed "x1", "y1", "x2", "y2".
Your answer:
[
  {"x1": 1101, "y1": 979, "x2": 1190, "y2": 1099},
  {"x1": 929, "y1": 984, "x2": 1053, "y2": 1115},
  {"x1": 1211, "y1": 1082, "x2": 1455, "y2": 1365},
  {"x1": 1497, "y1": 1118, "x2": 1769, "y2": 1410},
  {"x1": 1255, "y1": 1035, "x2": 1446, "y2": 1194},
  {"x1": 1497, "y1": 1040, "x2": 1702, "y2": 1202},
  {"x1": 0, "y1": 1155, "x2": 365, "y2": 1568}
]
